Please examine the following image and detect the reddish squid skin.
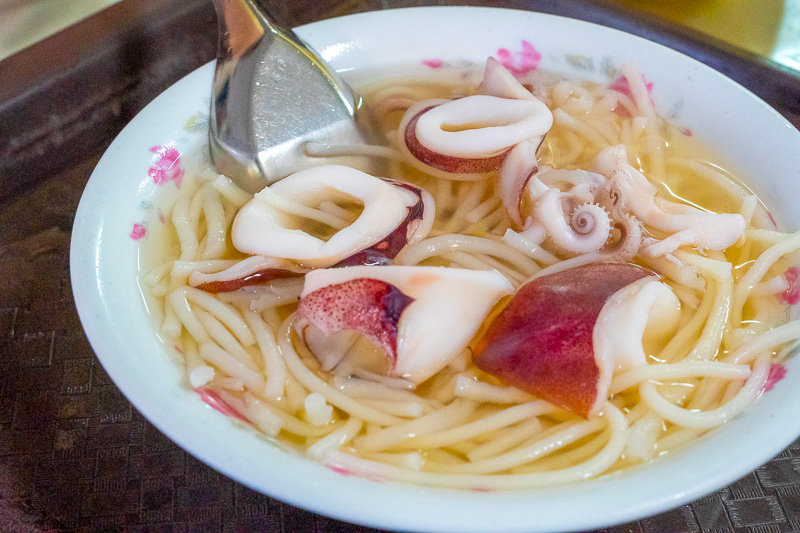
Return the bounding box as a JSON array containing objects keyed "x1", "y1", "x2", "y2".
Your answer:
[
  {"x1": 404, "y1": 106, "x2": 509, "y2": 173},
  {"x1": 295, "y1": 278, "x2": 415, "y2": 368},
  {"x1": 472, "y1": 263, "x2": 655, "y2": 418},
  {"x1": 195, "y1": 268, "x2": 302, "y2": 293},
  {"x1": 335, "y1": 182, "x2": 427, "y2": 267}
]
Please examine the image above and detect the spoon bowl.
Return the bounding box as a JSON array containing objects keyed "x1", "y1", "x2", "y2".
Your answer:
[{"x1": 209, "y1": 0, "x2": 371, "y2": 192}]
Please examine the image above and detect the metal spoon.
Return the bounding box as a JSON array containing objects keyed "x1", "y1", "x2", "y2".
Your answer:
[{"x1": 208, "y1": 0, "x2": 372, "y2": 193}]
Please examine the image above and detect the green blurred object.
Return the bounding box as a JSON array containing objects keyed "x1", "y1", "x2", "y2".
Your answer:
[
  {"x1": 613, "y1": 0, "x2": 800, "y2": 72},
  {"x1": 0, "y1": 0, "x2": 122, "y2": 60},
  {"x1": 1, "y1": 0, "x2": 798, "y2": 74}
]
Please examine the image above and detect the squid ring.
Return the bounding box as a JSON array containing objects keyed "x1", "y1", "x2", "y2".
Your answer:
[{"x1": 233, "y1": 165, "x2": 434, "y2": 268}]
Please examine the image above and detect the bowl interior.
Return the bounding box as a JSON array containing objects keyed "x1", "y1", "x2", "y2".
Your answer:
[{"x1": 70, "y1": 7, "x2": 800, "y2": 532}]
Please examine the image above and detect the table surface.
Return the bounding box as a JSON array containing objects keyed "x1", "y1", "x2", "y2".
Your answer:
[{"x1": 2, "y1": 0, "x2": 800, "y2": 531}]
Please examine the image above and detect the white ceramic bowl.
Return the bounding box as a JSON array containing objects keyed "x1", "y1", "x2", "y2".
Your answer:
[{"x1": 71, "y1": 7, "x2": 800, "y2": 532}]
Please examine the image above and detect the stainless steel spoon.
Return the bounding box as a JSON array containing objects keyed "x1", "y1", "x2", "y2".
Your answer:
[{"x1": 208, "y1": 0, "x2": 372, "y2": 193}]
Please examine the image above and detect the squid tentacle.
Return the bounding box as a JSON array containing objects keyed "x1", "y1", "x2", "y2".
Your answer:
[
  {"x1": 594, "y1": 145, "x2": 745, "y2": 257},
  {"x1": 603, "y1": 213, "x2": 644, "y2": 260},
  {"x1": 597, "y1": 172, "x2": 644, "y2": 260},
  {"x1": 533, "y1": 189, "x2": 612, "y2": 255}
]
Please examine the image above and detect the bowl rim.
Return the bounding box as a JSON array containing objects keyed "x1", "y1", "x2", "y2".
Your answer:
[{"x1": 70, "y1": 6, "x2": 800, "y2": 532}]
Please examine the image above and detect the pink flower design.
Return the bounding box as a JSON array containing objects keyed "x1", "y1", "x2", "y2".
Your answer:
[
  {"x1": 195, "y1": 387, "x2": 249, "y2": 422},
  {"x1": 130, "y1": 223, "x2": 146, "y2": 240},
  {"x1": 422, "y1": 58, "x2": 443, "y2": 69},
  {"x1": 762, "y1": 363, "x2": 787, "y2": 392},
  {"x1": 779, "y1": 266, "x2": 800, "y2": 305},
  {"x1": 609, "y1": 75, "x2": 654, "y2": 98},
  {"x1": 149, "y1": 145, "x2": 184, "y2": 188},
  {"x1": 496, "y1": 40, "x2": 541, "y2": 77},
  {"x1": 609, "y1": 75, "x2": 654, "y2": 117},
  {"x1": 328, "y1": 465, "x2": 355, "y2": 477}
]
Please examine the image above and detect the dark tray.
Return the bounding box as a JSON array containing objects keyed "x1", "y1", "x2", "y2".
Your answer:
[{"x1": 1, "y1": 0, "x2": 799, "y2": 531}]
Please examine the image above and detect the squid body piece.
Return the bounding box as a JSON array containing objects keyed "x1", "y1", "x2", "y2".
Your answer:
[
  {"x1": 296, "y1": 265, "x2": 514, "y2": 384},
  {"x1": 232, "y1": 165, "x2": 434, "y2": 268},
  {"x1": 593, "y1": 278, "x2": 681, "y2": 401},
  {"x1": 414, "y1": 96, "x2": 552, "y2": 158},
  {"x1": 473, "y1": 263, "x2": 679, "y2": 418},
  {"x1": 481, "y1": 56, "x2": 540, "y2": 101}
]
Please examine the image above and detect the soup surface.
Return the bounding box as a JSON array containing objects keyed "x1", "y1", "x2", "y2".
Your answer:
[{"x1": 139, "y1": 59, "x2": 800, "y2": 489}]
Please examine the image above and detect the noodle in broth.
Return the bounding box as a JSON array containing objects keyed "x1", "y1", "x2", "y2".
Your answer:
[{"x1": 139, "y1": 60, "x2": 800, "y2": 490}]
